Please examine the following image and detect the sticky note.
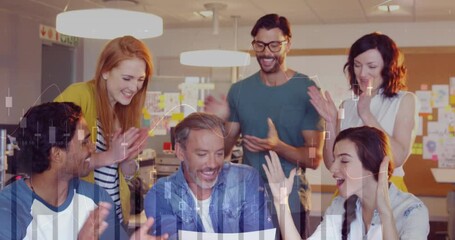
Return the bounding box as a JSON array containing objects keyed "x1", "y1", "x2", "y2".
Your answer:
[
  {"x1": 411, "y1": 143, "x2": 423, "y2": 155},
  {"x1": 158, "y1": 102, "x2": 165, "y2": 109},
  {"x1": 143, "y1": 111, "x2": 151, "y2": 120},
  {"x1": 171, "y1": 113, "x2": 184, "y2": 121},
  {"x1": 450, "y1": 96, "x2": 455, "y2": 105},
  {"x1": 431, "y1": 154, "x2": 438, "y2": 161}
]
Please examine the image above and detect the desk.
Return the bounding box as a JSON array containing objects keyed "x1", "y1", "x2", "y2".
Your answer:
[{"x1": 431, "y1": 168, "x2": 455, "y2": 239}]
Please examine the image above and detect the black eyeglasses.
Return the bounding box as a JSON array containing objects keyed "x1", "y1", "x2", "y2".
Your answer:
[{"x1": 251, "y1": 40, "x2": 288, "y2": 52}]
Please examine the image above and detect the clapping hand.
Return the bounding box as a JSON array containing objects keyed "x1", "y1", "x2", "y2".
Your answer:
[
  {"x1": 130, "y1": 217, "x2": 169, "y2": 240},
  {"x1": 357, "y1": 79, "x2": 374, "y2": 121},
  {"x1": 243, "y1": 118, "x2": 280, "y2": 152},
  {"x1": 204, "y1": 95, "x2": 230, "y2": 121},
  {"x1": 110, "y1": 127, "x2": 149, "y2": 164},
  {"x1": 307, "y1": 85, "x2": 338, "y2": 123},
  {"x1": 79, "y1": 205, "x2": 169, "y2": 240}
]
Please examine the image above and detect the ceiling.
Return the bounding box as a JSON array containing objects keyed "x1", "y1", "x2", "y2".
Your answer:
[{"x1": 1, "y1": 0, "x2": 455, "y2": 30}]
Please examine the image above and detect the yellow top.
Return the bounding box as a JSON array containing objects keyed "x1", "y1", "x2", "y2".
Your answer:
[{"x1": 55, "y1": 81, "x2": 131, "y2": 223}]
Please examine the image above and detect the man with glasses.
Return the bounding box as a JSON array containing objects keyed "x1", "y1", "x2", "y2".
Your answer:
[{"x1": 204, "y1": 14, "x2": 324, "y2": 239}]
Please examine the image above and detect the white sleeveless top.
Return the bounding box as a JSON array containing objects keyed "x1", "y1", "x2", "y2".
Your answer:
[{"x1": 340, "y1": 90, "x2": 415, "y2": 177}]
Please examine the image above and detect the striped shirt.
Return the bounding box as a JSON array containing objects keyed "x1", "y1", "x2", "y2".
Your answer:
[{"x1": 94, "y1": 120, "x2": 123, "y2": 222}]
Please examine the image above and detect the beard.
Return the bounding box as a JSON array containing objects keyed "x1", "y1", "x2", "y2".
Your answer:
[
  {"x1": 256, "y1": 55, "x2": 284, "y2": 74},
  {"x1": 183, "y1": 161, "x2": 218, "y2": 190}
]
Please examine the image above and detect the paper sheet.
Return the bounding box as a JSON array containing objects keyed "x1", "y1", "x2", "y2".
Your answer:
[
  {"x1": 432, "y1": 84, "x2": 449, "y2": 108},
  {"x1": 145, "y1": 91, "x2": 163, "y2": 114},
  {"x1": 422, "y1": 135, "x2": 441, "y2": 161},
  {"x1": 438, "y1": 106, "x2": 455, "y2": 130},
  {"x1": 164, "y1": 92, "x2": 181, "y2": 115},
  {"x1": 415, "y1": 90, "x2": 432, "y2": 114},
  {"x1": 149, "y1": 115, "x2": 170, "y2": 136},
  {"x1": 439, "y1": 136, "x2": 455, "y2": 168}
]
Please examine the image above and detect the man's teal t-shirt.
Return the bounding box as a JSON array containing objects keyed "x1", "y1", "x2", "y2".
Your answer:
[{"x1": 227, "y1": 71, "x2": 324, "y2": 212}]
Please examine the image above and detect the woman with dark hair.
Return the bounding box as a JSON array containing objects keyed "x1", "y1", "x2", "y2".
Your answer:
[
  {"x1": 55, "y1": 35, "x2": 151, "y2": 223},
  {"x1": 308, "y1": 32, "x2": 418, "y2": 192},
  {"x1": 263, "y1": 126, "x2": 429, "y2": 239}
]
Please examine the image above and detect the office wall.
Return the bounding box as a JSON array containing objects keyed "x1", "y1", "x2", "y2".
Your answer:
[
  {"x1": 65, "y1": 21, "x2": 455, "y2": 222},
  {"x1": 0, "y1": 10, "x2": 42, "y2": 124},
  {"x1": 0, "y1": 10, "x2": 84, "y2": 124}
]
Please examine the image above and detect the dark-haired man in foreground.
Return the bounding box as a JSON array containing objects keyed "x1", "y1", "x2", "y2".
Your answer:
[{"x1": 0, "y1": 102, "x2": 167, "y2": 240}]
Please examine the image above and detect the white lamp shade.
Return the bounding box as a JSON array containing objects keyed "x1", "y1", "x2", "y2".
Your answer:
[
  {"x1": 180, "y1": 50, "x2": 251, "y2": 67},
  {"x1": 56, "y1": 8, "x2": 163, "y2": 39}
]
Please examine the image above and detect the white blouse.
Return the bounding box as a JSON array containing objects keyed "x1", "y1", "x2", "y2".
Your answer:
[
  {"x1": 340, "y1": 91, "x2": 419, "y2": 177},
  {"x1": 308, "y1": 184, "x2": 429, "y2": 240}
]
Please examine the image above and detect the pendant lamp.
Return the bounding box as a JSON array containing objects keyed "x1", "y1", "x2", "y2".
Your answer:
[
  {"x1": 180, "y1": 49, "x2": 250, "y2": 67},
  {"x1": 56, "y1": 1, "x2": 163, "y2": 39},
  {"x1": 179, "y1": 3, "x2": 250, "y2": 68}
]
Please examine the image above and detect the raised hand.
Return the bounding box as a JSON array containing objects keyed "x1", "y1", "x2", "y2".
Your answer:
[
  {"x1": 243, "y1": 118, "x2": 280, "y2": 152},
  {"x1": 376, "y1": 156, "x2": 400, "y2": 239},
  {"x1": 376, "y1": 156, "x2": 392, "y2": 215},
  {"x1": 357, "y1": 79, "x2": 374, "y2": 121},
  {"x1": 262, "y1": 151, "x2": 296, "y2": 204},
  {"x1": 130, "y1": 217, "x2": 169, "y2": 240},
  {"x1": 357, "y1": 91, "x2": 373, "y2": 121},
  {"x1": 204, "y1": 95, "x2": 230, "y2": 121},
  {"x1": 307, "y1": 85, "x2": 338, "y2": 123},
  {"x1": 78, "y1": 202, "x2": 111, "y2": 240}
]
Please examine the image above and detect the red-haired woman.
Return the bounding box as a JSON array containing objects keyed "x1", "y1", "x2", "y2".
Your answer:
[{"x1": 56, "y1": 35, "x2": 152, "y2": 223}]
